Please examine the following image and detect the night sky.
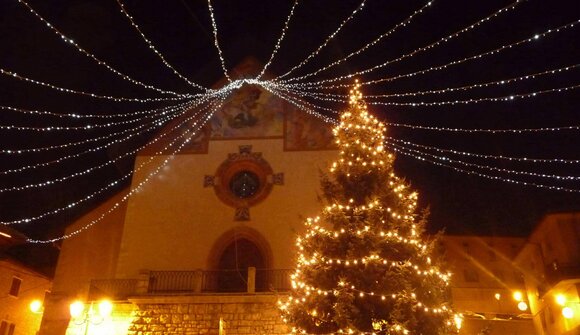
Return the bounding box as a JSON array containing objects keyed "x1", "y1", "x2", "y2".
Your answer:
[{"x1": 0, "y1": 0, "x2": 579, "y2": 243}]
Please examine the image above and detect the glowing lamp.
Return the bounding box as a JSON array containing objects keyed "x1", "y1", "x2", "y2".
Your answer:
[
  {"x1": 517, "y1": 301, "x2": 528, "y2": 311},
  {"x1": 512, "y1": 291, "x2": 523, "y2": 301},
  {"x1": 494, "y1": 293, "x2": 501, "y2": 300},
  {"x1": 454, "y1": 315, "x2": 463, "y2": 330},
  {"x1": 98, "y1": 300, "x2": 113, "y2": 317},
  {"x1": 555, "y1": 294, "x2": 567, "y2": 306},
  {"x1": 562, "y1": 307, "x2": 574, "y2": 319},
  {"x1": 29, "y1": 300, "x2": 42, "y2": 313},
  {"x1": 70, "y1": 301, "x2": 85, "y2": 318}
]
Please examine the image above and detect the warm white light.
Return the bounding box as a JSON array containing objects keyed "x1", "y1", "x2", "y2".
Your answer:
[
  {"x1": 494, "y1": 293, "x2": 501, "y2": 300},
  {"x1": 29, "y1": 300, "x2": 42, "y2": 313},
  {"x1": 454, "y1": 315, "x2": 463, "y2": 329},
  {"x1": 555, "y1": 294, "x2": 567, "y2": 306},
  {"x1": 562, "y1": 307, "x2": 574, "y2": 319},
  {"x1": 70, "y1": 301, "x2": 84, "y2": 318},
  {"x1": 98, "y1": 300, "x2": 113, "y2": 317},
  {"x1": 512, "y1": 291, "x2": 523, "y2": 301},
  {"x1": 517, "y1": 301, "x2": 528, "y2": 311}
]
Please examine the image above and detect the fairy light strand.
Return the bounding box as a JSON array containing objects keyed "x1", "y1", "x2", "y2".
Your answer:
[
  {"x1": 0, "y1": 100, "x2": 193, "y2": 120},
  {"x1": 207, "y1": 0, "x2": 231, "y2": 82},
  {"x1": 279, "y1": 0, "x2": 433, "y2": 83},
  {"x1": 0, "y1": 102, "x2": 194, "y2": 154},
  {"x1": 0, "y1": 68, "x2": 195, "y2": 103},
  {"x1": 367, "y1": 83, "x2": 580, "y2": 107},
  {"x1": 305, "y1": 18, "x2": 580, "y2": 90},
  {"x1": 390, "y1": 145, "x2": 580, "y2": 193},
  {"x1": 0, "y1": 99, "x2": 220, "y2": 192},
  {"x1": 367, "y1": 63, "x2": 580, "y2": 98},
  {"x1": 0, "y1": 107, "x2": 184, "y2": 175},
  {"x1": 116, "y1": 0, "x2": 208, "y2": 91},
  {"x1": 277, "y1": 0, "x2": 368, "y2": 80},
  {"x1": 387, "y1": 136, "x2": 580, "y2": 164},
  {"x1": 284, "y1": 0, "x2": 524, "y2": 86},
  {"x1": 258, "y1": 0, "x2": 300, "y2": 79},
  {"x1": 26, "y1": 99, "x2": 224, "y2": 242},
  {"x1": 3, "y1": 97, "x2": 219, "y2": 226},
  {"x1": 384, "y1": 121, "x2": 580, "y2": 134},
  {"x1": 16, "y1": 0, "x2": 190, "y2": 97},
  {"x1": 387, "y1": 140, "x2": 580, "y2": 181}
]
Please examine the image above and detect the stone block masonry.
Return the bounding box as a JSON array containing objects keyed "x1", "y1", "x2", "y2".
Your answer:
[{"x1": 128, "y1": 294, "x2": 289, "y2": 335}]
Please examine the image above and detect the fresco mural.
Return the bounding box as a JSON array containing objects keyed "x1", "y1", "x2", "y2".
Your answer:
[
  {"x1": 210, "y1": 85, "x2": 284, "y2": 139},
  {"x1": 285, "y1": 107, "x2": 336, "y2": 151}
]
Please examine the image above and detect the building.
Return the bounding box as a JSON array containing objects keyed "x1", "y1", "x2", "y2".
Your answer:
[
  {"x1": 441, "y1": 235, "x2": 535, "y2": 334},
  {"x1": 515, "y1": 212, "x2": 580, "y2": 335},
  {"x1": 38, "y1": 59, "x2": 338, "y2": 335},
  {"x1": 0, "y1": 227, "x2": 52, "y2": 335},
  {"x1": 36, "y1": 60, "x2": 575, "y2": 335}
]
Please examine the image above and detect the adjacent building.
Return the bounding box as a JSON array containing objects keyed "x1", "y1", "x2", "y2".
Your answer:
[
  {"x1": 0, "y1": 227, "x2": 52, "y2": 335},
  {"x1": 516, "y1": 212, "x2": 580, "y2": 335}
]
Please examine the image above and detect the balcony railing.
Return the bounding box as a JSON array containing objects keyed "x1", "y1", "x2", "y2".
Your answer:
[
  {"x1": 544, "y1": 263, "x2": 580, "y2": 286},
  {"x1": 88, "y1": 279, "x2": 139, "y2": 300},
  {"x1": 88, "y1": 268, "x2": 293, "y2": 299}
]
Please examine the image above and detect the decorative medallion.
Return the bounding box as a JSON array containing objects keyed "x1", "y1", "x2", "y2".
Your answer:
[{"x1": 204, "y1": 145, "x2": 283, "y2": 221}]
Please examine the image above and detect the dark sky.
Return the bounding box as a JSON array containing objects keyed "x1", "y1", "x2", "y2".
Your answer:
[{"x1": 0, "y1": 0, "x2": 579, "y2": 242}]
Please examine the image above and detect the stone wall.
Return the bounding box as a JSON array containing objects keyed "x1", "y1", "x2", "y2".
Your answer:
[{"x1": 128, "y1": 295, "x2": 289, "y2": 335}]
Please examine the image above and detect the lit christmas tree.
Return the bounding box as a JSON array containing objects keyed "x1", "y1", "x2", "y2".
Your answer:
[{"x1": 279, "y1": 81, "x2": 461, "y2": 335}]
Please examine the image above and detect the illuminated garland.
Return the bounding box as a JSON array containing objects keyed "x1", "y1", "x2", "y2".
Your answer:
[
  {"x1": 258, "y1": 0, "x2": 300, "y2": 79},
  {"x1": 283, "y1": 0, "x2": 525, "y2": 86},
  {"x1": 16, "y1": 0, "x2": 191, "y2": 97},
  {"x1": 277, "y1": 0, "x2": 368, "y2": 80},
  {"x1": 278, "y1": 0, "x2": 433, "y2": 82},
  {"x1": 387, "y1": 136, "x2": 580, "y2": 164},
  {"x1": 26, "y1": 98, "x2": 224, "y2": 242},
  {"x1": 116, "y1": 0, "x2": 208, "y2": 91}
]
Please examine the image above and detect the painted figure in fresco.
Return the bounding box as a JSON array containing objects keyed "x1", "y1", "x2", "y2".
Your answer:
[{"x1": 225, "y1": 86, "x2": 261, "y2": 129}]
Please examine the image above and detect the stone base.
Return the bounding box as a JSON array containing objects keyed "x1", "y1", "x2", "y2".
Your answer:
[{"x1": 128, "y1": 294, "x2": 289, "y2": 335}]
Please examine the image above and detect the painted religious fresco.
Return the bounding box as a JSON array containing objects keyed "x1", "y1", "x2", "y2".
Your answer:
[
  {"x1": 284, "y1": 106, "x2": 336, "y2": 151},
  {"x1": 210, "y1": 85, "x2": 284, "y2": 139}
]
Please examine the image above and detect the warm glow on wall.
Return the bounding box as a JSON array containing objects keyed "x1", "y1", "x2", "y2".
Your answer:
[
  {"x1": 512, "y1": 291, "x2": 523, "y2": 302},
  {"x1": 555, "y1": 294, "x2": 567, "y2": 306}
]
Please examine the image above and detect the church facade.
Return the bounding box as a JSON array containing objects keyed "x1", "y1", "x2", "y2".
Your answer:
[{"x1": 38, "y1": 61, "x2": 338, "y2": 335}]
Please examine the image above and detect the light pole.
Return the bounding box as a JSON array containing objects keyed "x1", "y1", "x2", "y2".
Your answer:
[{"x1": 69, "y1": 300, "x2": 113, "y2": 335}]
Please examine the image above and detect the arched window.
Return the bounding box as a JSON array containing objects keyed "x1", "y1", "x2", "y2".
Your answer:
[{"x1": 217, "y1": 238, "x2": 266, "y2": 292}]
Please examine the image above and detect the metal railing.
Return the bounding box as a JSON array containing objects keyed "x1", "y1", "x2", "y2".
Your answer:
[
  {"x1": 88, "y1": 279, "x2": 139, "y2": 300},
  {"x1": 148, "y1": 268, "x2": 293, "y2": 294}
]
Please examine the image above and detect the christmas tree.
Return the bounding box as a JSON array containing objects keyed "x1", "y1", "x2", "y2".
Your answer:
[{"x1": 279, "y1": 81, "x2": 461, "y2": 335}]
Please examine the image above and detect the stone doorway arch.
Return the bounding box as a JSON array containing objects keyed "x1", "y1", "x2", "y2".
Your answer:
[{"x1": 207, "y1": 227, "x2": 273, "y2": 292}]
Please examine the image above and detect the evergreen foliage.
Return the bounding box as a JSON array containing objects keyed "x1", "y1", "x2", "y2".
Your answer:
[{"x1": 280, "y1": 82, "x2": 460, "y2": 335}]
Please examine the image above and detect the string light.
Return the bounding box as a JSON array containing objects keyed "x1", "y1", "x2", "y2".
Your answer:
[
  {"x1": 0, "y1": 104, "x2": 189, "y2": 175},
  {"x1": 346, "y1": 19, "x2": 580, "y2": 89},
  {"x1": 16, "y1": 0, "x2": 190, "y2": 97},
  {"x1": 391, "y1": 145, "x2": 580, "y2": 193},
  {"x1": 258, "y1": 0, "x2": 300, "y2": 79},
  {"x1": 285, "y1": 0, "x2": 524, "y2": 86},
  {"x1": 4, "y1": 98, "x2": 220, "y2": 227},
  {"x1": 207, "y1": 0, "x2": 231, "y2": 82},
  {"x1": 277, "y1": 0, "x2": 368, "y2": 80},
  {"x1": 384, "y1": 121, "x2": 580, "y2": 134},
  {"x1": 0, "y1": 100, "x2": 193, "y2": 120},
  {"x1": 368, "y1": 83, "x2": 580, "y2": 106},
  {"x1": 387, "y1": 140, "x2": 580, "y2": 181},
  {"x1": 366, "y1": 63, "x2": 580, "y2": 98},
  {"x1": 0, "y1": 68, "x2": 195, "y2": 102},
  {"x1": 387, "y1": 136, "x2": 580, "y2": 164},
  {"x1": 0, "y1": 99, "x2": 217, "y2": 193},
  {"x1": 26, "y1": 99, "x2": 225, "y2": 242},
  {"x1": 278, "y1": 0, "x2": 433, "y2": 82},
  {"x1": 116, "y1": 0, "x2": 208, "y2": 91}
]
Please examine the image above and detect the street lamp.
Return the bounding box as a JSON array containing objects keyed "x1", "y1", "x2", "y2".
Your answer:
[
  {"x1": 69, "y1": 300, "x2": 113, "y2": 335},
  {"x1": 29, "y1": 299, "x2": 43, "y2": 313}
]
